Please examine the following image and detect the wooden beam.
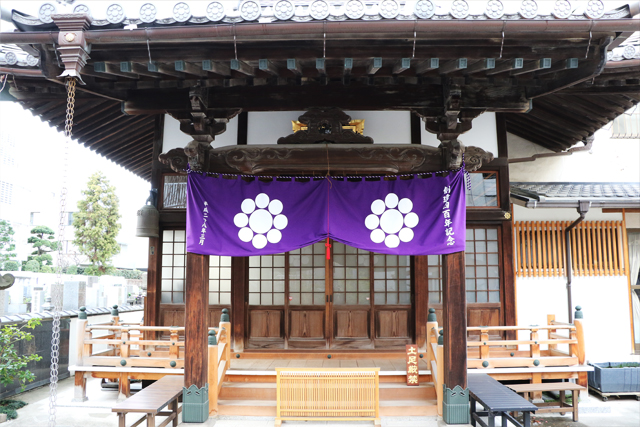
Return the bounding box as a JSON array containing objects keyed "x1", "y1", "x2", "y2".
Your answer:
[
  {"x1": 202, "y1": 60, "x2": 231, "y2": 77},
  {"x1": 230, "y1": 59, "x2": 255, "y2": 76},
  {"x1": 442, "y1": 251, "x2": 467, "y2": 390},
  {"x1": 415, "y1": 58, "x2": 439, "y2": 74},
  {"x1": 120, "y1": 62, "x2": 161, "y2": 78},
  {"x1": 148, "y1": 61, "x2": 185, "y2": 78},
  {"x1": 94, "y1": 62, "x2": 139, "y2": 79},
  {"x1": 367, "y1": 57, "x2": 382, "y2": 75},
  {"x1": 486, "y1": 58, "x2": 524, "y2": 76},
  {"x1": 185, "y1": 253, "x2": 209, "y2": 389},
  {"x1": 237, "y1": 111, "x2": 248, "y2": 145},
  {"x1": 439, "y1": 58, "x2": 467, "y2": 75},
  {"x1": 175, "y1": 60, "x2": 206, "y2": 77},
  {"x1": 287, "y1": 58, "x2": 301, "y2": 76},
  {"x1": 511, "y1": 58, "x2": 552, "y2": 76},
  {"x1": 464, "y1": 58, "x2": 495, "y2": 75},
  {"x1": 414, "y1": 256, "x2": 429, "y2": 351},
  {"x1": 392, "y1": 58, "x2": 411, "y2": 74},
  {"x1": 258, "y1": 59, "x2": 279, "y2": 76},
  {"x1": 343, "y1": 58, "x2": 353, "y2": 76},
  {"x1": 536, "y1": 58, "x2": 579, "y2": 77},
  {"x1": 316, "y1": 58, "x2": 326, "y2": 75},
  {"x1": 231, "y1": 257, "x2": 247, "y2": 353},
  {"x1": 81, "y1": 66, "x2": 118, "y2": 81},
  {"x1": 123, "y1": 83, "x2": 531, "y2": 114}
]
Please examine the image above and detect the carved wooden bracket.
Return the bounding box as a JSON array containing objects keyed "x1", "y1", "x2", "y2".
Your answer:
[
  {"x1": 277, "y1": 108, "x2": 374, "y2": 144},
  {"x1": 169, "y1": 86, "x2": 239, "y2": 144},
  {"x1": 160, "y1": 143, "x2": 493, "y2": 175},
  {"x1": 52, "y1": 13, "x2": 92, "y2": 83}
]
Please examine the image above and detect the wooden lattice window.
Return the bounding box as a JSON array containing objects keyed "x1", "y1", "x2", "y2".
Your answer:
[
  {"x1": 161, "y1": 229, "x2": 231, "y2": 304},
  {"x1": 333, "y1": 243, "x2": 371, "y2": 305},
  {"x1": 514, "y1": 221, "x2": 626, "y2": 277},
  {"x1": 373, "y1": 253, "x2": 411, "y2": 305},
  {"x1": 426, "y1": 227, "x2": 501, "y2": 304},
  {"x1": 248, "y1": 253, "x2": 286, "y2": 305},
  {"x1": 466, "y1": 172, "x2": 498, "y2": 207},
  {"x1": 161, "y1": 230, "x2": 186, "y2": 303},
  {"x1": 465, "y1": 227, "x2": 501, "y2": 303},
  {"x1": 289, "y1": 242, "x2": 326, "y2": 306},
  {"x1": 209, "y1": 256, "x2": 232, "y2": 305}
]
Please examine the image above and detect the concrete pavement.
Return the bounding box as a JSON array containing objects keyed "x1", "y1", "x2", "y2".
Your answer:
[{"x1": 3, "y1": 377, "x2": 638, "y2": 427}]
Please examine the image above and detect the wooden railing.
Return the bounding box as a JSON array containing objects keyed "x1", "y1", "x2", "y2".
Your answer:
[
  {"x1": 274, "y1": 368, "x2": 380, "y2": 426},
  {"x1": 466, "y1": 315, "x2": 585, "y2": 370},
  {"x1": 75, "y1": 307, "x2": 231, "y2": 413},
  {"x1": 427, "y1": 323, "x2": 444, "y2": 417},
  {"x1": 514, "y1": 220, "x2": 626, "y2": 277},
  {"x1": 208, "y1": 318, "x2": 231, "y2": 415},
  {"x1": 425, "y1": 309, "x2": 587, "y2": 416}
]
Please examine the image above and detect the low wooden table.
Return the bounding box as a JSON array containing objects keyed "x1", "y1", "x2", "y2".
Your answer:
[
  {"x1": 469, "y1": 374, "x2": 538, "y2": 427},
  {"x1": 507, "y1": 382, "x2": 586, "y2": 422},
  {"x1": 112, "y1": 375, "x2": 183, "y2": 427}
]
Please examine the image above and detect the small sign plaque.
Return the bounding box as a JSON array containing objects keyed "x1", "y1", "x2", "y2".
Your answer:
[{"x1": 405, "y1": 344, "x2": 419, "y2": 386}]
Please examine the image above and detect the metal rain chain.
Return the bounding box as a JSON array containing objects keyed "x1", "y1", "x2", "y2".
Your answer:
[{"x1": 49, "y1": 76, "x2": 76, "y2": 427}]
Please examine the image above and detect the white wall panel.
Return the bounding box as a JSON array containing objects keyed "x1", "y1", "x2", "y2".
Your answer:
[{"x1": 162, "y1": 114, "x2": 239, "y2": 152}]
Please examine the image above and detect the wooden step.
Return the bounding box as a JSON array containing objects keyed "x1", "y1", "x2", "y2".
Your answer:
[
  {"x1": 379, "y1": 382, "x2": 436, "y2": 400},
  {"x1": 380, "y1": 399, "x2": 438, "y2": 417},
  {"x1": 218, "y1": 399, "x2": 276, "y2": 416},
  {"x1": 219, "y1": 382, "x2": 275, "y2": 400},
  {"x1": 219, "y1": 381, "x2": 437, "y2": 401},
  {"x1": 218, "y1": 399, "x2": 438, "y2": 417},
  {"x1": 225, "y1": 370, "x2": 432, "y2": 384}
]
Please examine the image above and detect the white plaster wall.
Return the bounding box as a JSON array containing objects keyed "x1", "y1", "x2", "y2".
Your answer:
[
  {"x1": 420, "y1": 112, "x2": 498, "y2": 156},
  {"x1": 246, "y1": 111, "x2": 412, "y2": 145},
  {"x1": 516, "y1": 275, "x2": 635, "y2": 363},
  {"x1": 162, "y1": 114, "x2": 239, "y2": 152},
  {"x1": 626, "y1": 213, "x2": 640, "y2": 229},
  {"x1": 513, "y1": 205, "x2": 623, "y2": 222},
  {"x1": 508, "y1": 127, "x2": 640, "y2": 183},
  {"x1": 247, "y1": 111, "x2": 305, "y2": 145}
]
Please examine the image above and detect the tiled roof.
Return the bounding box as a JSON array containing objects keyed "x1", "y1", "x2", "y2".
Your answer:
[
  {"x1": 609, "y1": 32, "x2": 640, "y2": 62},
  {"x1": 11, "y1": 1, "x2": 635, "y2": 30},
  {"x1": 510, "y1": 182, "x2": 640, "y2": 208},
  {"x1": 0, "y1": 45, "x2": 39, "y2": 67}
]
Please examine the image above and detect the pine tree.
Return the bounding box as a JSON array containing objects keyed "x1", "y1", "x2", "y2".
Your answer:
[
  {"x1": 0, "y1": 220, "x2": 17, "y2": 269},
  {"x1": 73, "y1": 172, "x2": 122, "y2": 275},
  {"x1": 27, "y1": 225, "x2": 58, "y2": 266}
]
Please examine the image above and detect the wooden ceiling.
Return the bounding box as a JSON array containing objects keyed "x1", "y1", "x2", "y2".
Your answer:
[{"x1": 1, "y1": 10, "x2": 638, "y2": 180}]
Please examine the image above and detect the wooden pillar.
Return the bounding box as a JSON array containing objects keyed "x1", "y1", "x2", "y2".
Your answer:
[
  {"x1": 145, "y1": 114, "x2": 164, "y2": 334},
  {"x1": 414, "y1": 256, "x2": 429, "y2": 352},
  {"x1": 231, "y1": 257, "x2": 247, "y2": 353},
  {"x1": 441, "y1": 251, "x2": 469, "y2": 424},
  {"x1": 144, "y1": 237, "x2": 161, "y2": 329},
  {"x1": 183, "y1": 252, "x2": 210, "y2": 422}
]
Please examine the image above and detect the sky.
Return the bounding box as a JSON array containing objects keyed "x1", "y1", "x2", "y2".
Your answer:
[{"x1": 0, "y1": 100, "x2": 151, "y2": 269}]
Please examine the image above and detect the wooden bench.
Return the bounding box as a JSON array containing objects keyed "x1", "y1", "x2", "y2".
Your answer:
[
  {"x1": 469, "y1": 374, "x2": 538, "y2": 427},
  {"x1": 507, "y1": 382, "x2": 586, "y2": 422},
  {"x1": 112, "y1": 375, "x2": 183, "y2": 427}
]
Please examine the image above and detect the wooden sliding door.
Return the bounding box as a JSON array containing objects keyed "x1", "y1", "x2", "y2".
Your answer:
[{"x1": 245, "y1": 240, "x2": 413, "y2": 350}]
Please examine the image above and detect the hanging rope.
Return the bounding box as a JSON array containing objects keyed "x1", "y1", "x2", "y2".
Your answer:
[{"x1": 49, "y1": 76, "x2": 76, "y2": 427}]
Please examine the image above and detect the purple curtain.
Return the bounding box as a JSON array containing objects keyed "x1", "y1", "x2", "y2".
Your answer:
[{"x1": 186, "y1": 170, "x2": 466, "y2": 256}]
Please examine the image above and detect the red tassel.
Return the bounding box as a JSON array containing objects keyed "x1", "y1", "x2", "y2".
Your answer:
[{"x1": 325, "y1": 237, "x2": 331, "y2": 260}]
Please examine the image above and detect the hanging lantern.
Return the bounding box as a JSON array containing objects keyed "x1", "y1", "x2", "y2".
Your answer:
[{"x1": 136, "y1": 190, "x2": 159, "y2": 238}]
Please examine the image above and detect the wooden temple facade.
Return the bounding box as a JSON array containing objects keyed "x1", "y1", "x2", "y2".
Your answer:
[{"x1": 1, "y1": 1, "x2": 639, "y2": 423}]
